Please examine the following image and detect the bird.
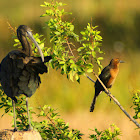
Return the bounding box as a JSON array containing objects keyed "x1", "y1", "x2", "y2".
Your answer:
[
  {"x1": 0, "y1": 25, "x2": 52, "y2": 131},
  {"x1": 90, "y1": 58, "x2": 124, "y2": 112}
]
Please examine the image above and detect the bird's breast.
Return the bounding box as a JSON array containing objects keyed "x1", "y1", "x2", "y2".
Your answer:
[{"x1": 106, "y1": 68, "x2": 119, "y2": 88}]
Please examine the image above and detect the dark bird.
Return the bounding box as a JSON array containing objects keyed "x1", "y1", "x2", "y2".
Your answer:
[
  {"x1": 0, "y1": 25, "x2": 52, "y2": 131},
  {"x1": 90, "y1": 58, "x2": 124, "y2": 112}
]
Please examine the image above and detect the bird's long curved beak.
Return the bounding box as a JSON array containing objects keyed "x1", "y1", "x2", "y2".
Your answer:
[{"x1": 27, "y1": 31, "x2": 44, "y2": 62}]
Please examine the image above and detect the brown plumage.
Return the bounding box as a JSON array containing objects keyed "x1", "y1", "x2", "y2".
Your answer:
[{"x1": 90, "y1": 58, "x2": 124, "y2": 112}]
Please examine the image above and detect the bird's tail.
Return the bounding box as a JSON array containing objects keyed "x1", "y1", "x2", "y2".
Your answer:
[
  {"x1": 44, "y1": 56, "x2": 52, "y2": 63},
  {"x1": 31, "y1": 56, "x2": 52, "y2": 63},
  {"x1": 31, "y1": 63, "x2": 48, "y2": 74},
  {"x1": 90, "y1": 95, "x2": 97, "y2": 112},
  {"x1": 90, "y1": 91, "x2": 102, "y2": 112},
  {"x1": 28, "y1": 56, "x2": 52, "y2": 74}
]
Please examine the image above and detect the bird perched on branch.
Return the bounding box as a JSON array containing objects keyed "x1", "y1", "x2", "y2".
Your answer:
[
  {"x1": 0, "y1": 25, "x2": 52, "y2": 131},
  {"x1": 90, "y1": 58, "x2": 124, "y2": 112}
]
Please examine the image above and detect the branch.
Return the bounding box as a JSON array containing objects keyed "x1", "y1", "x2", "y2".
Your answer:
[
  {"x1": 87, "y1": 71, "x2": 140, "y2": 128},
  {"x1": 86, "y1": 74, "x2": 95, "y2": 83},
  {"x1": 7, "y1": 22, "x2": 17, "y2": 34},
  {"x1": 66, "y1": 39, "x2": 75, "y2": 58}
]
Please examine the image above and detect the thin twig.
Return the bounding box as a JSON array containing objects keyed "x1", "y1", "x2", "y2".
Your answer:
[
  {"x1": 64, "y1": 31, "x2": 140, "y2": 128},
  {"x1": 45, "y1": 112, "x2": 56, "y2": 126},
  {"x1": 66, "y1": 39, "x2": 75, "y2": 58},
  {"x1": 7, "y1": 22, "x2": 16, "y2": 34},
  {"x1": 88, "y1": 70, "x2": 140, "y2": 128},
  {"x1": 70, "y1": 18, "x2": 75, "y2": 23},
  {"x1": 105, "y1": 91, "x2": 140, "y2": 128},
  {"x1": 86, "y1": 74, "x2": 95, "y2": 83}
]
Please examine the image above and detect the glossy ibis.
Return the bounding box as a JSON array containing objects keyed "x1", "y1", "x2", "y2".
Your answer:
[{"x1": 0, "y1": 25, "x2": 52, "y2": 131}]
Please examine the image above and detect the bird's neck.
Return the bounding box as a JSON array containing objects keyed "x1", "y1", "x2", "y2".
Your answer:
[
  {"x1": 111, "y1": 63, "x2": 119, "y2": 69},
  {"x1": 20, "y1": 35, "x2": 32, "y2": 56}
]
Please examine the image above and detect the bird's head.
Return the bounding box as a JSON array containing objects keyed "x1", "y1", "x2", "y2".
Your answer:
[
  {"x1": 17, "y1": 25, "x2": 31, "y2": 37},
  {"x1": 17, "y1": 25, "x2": 44, "y2": 62},
  {"x1": 109, "y1": 58, "x2": 124, "y2": 68}
]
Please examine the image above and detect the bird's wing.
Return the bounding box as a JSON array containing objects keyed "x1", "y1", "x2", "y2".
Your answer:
[
  {"x1": 99, "y1": 65, "x2": 111, "y2": 86},
  {"x1": 0, "y1": 51, "x2": 35, "y2": 98},
  {"x1": 95, "y1": 66, "x2": 111, "y2": 94}
]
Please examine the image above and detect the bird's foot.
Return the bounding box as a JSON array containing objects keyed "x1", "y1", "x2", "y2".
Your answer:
[
  {"x1": 13, "y1": 127, "x2": 18, "y2": 132},
  {"x1": 110, "y1": 95, "x2": 115, "y2": 102},
  {"x1": 28, "y1": 125, "x2": 33, "y2": 131}
]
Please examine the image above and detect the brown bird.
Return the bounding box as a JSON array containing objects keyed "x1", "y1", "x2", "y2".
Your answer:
[{"x1": 90, "y1": 58, "x2": 124, "y2": 112}]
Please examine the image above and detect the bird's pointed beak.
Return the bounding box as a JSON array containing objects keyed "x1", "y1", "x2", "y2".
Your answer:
[
  {"x1": 27, "y1": 31, "x2": 44, "y2": 62},
  {"x1": 119, "y1": 60, "x2": 125, "y2": 63}
]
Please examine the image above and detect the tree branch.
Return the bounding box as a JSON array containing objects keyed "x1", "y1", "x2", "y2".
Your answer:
[
  {"x1": 87, "y1": 71, "x2": 140, "y2": 128},
  {"x1": 86, "y1": 74, "x2": 95, "y2": 83}
]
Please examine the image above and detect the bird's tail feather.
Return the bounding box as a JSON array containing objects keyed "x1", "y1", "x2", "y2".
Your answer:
[
  {"x1": 31, "y1": 56, "x2": 52, "y2": 64},
  {"x1": 90, "y1": 91, "x2": 102, "y2": 112},
  {"x1": 29, "y1": 63, "x2": 48, "y2": 74},
  {"x1": 27, "y1": 56, "x2": 52, "y2": 74},
  {"x1": 90, "y1": 95, "x2": 97, "y2": 112},
  {"x1": 44, "y1": 56, "x2": 52, "y2": 62}
]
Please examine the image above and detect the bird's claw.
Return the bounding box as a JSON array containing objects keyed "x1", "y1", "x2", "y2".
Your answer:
[
  {"x1": 28, "y1": 125, "x2": 33, "y2": 131},
  {"x1": 110, "y1": 95, "x2": 115, "y2": 102},
  {"x1": 13, "y1": 127, "x2": 18, "y2": 132}
]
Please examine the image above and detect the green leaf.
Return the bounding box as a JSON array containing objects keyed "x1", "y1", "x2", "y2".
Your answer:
[
  {"x1": 92, "y1": 51, "x2": 96, "y2": 58},
  {"x1": 39, "y1": 111, "x2": 45, "y2": 116},
  {"x1": 98, "y1": 57, "x2": 103, "y2": 60},
  {"x1": 54, "y1": 31, "x2": 61, "y2": 35},
  {"x1": 40, "y1": 14, "x2": 47, "y2": 17},
  {"x1": 40, "y1": 4, "x2": 47, "y2": 7},
  {"x1": 70, "y1": 25, "x2": 74, "y2": 31},
  {"x1": 75, "y1": 74, "x2": 79, "y2": 81},
  {"x1": 14, "y1": 39, "x2": 19, "y2": 42},
  {"x1": 80, "y1": 31, "x2": 86, "y2": 35},
  {"x1": 69, "y1": 59, "x2": 75, "y2": 64},
  {"x1": 59, "y1": 61, "x2": 65, "y2": 64},
  {"x1": 87, "y1": 68, "x2": 93, "y2": 73},
  {"x1": 69, "y1": 72, "x2": 74, "y2": 82}
]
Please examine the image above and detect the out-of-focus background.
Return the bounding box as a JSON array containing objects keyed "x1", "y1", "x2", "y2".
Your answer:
[{"x1": 0, "y1": 0, "x2": 140, "y2": 139}]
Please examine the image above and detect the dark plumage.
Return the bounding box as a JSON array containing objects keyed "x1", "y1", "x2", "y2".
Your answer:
[
  {"x1": 0, "y1": 25, "x2": 52, "y2": 131},
  {"x1": 90, "y1": 58, "x2": 124, "y2": 112}
]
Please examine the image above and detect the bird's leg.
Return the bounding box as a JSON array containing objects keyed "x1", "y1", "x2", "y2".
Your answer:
[
  {"x1": 12, "y1": 100, "x2": 17, "y2": 132},
  {"x1": 26, "y1": 97, "x2": 33, "y2": 131},
  {"x1": 107, "y1": 90, "x2": 112, "y2": 102},
  {"x1": 104, "y1": 90, "x2": 116, "y2": 102},
  {"x1": 110, "y1": 94, "x2": 116, "y2": 102}
]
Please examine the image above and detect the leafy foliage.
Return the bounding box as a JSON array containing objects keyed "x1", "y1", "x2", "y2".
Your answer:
[
  {"x1": 132, "y1": 91, "x2": 140, "y2": 120},
  {"x1": 0, "y1": 87, "x2": 122, "y2": 139},
  {"x1": 40, "y1": 0, "x2": 103, "y2": 82},
  {"x1": 33, "y1": 105, "x2": 83, "y2": 140},
  {"x1": 0, "y1": 88, "x2": 34, "y2": 130},
  {"x1": 89, "y1": 124, "x2": 121, "y2": 140},
  {"x1": 0, "y1": 88, "x2": 83, "y2": 139}
]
